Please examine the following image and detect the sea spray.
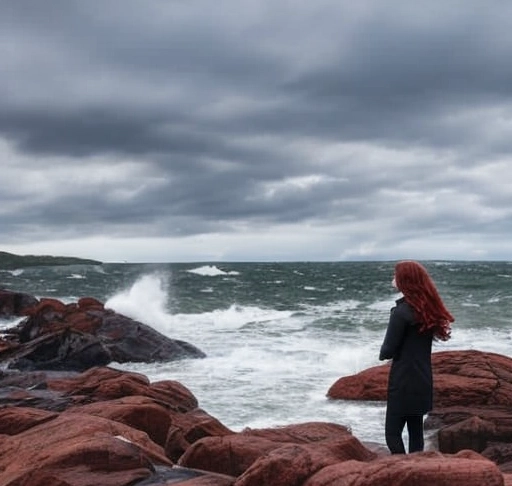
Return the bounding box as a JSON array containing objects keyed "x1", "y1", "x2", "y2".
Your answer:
[
  {"x1": 2, "y1": 260, "x2": 511, "y2": 447},
  {"x1": 105, "y1": 272, "x2": 172, "y2": 333}
]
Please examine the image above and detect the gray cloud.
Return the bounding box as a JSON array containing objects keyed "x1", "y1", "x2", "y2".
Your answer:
[{"x1": 1, "y1": 0, "x2": 511, "y2": 261}]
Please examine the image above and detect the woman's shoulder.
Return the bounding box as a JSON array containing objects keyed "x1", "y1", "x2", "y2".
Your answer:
[{"x1": 393, "y1": 297, "x2": 415, "y2": 320}]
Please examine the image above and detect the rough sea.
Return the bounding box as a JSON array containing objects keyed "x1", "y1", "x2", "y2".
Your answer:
[{"x1": 1, "y1": 261, "x2": 511, "y2": 448}]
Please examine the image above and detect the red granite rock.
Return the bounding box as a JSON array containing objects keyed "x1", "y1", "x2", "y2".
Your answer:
[
  {"x1": 64, "y1": 396, "x2": 174, "y2": 447},
  {"x1": 64, "y1": 396, "x2": 233, "y2": 457},
  {"x1": 234, "y1": 435, "x2": 376, "y2": 486},
  {"x1": 171, "y1": 407, "x2": 235, "y2": 443},
  {"x1": 303, "y1": 449, "x2": 503, "y2": 486},
  {"x1": 426, "y1": 405, "x2": 512, "y2": 462},
  {"x1": 48, "y1": 366, "x2": 198, "y2": 412},
  {"x1": 178, "y1": 434, "x2": 286, "y2": 477},
  {"x1": 179, "y1": 424, "x2": 375, "y2": 481},
  {"x1": 438, "y1": 416, "x2": 497, "y2": 454},
  {"x1": 327, "y1": 363, "x2": 388, "y2": 401},
  {"x1": 327, "y1": 350, "x2": 512, "y2": 408},
  {"x1": 0, "y1": 354, "x2": 508, "y2": 485},
  {"x1": 240, "y1": 421, "x2": 352, "y2": 443},
  {"x1": 0, "y1": 412, "x2": 172, "y2": 486},
  {"x1": 0, "y1": 406, "x2": 58, "y2": 435}
]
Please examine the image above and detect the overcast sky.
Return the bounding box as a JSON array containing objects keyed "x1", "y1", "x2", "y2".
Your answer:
[{"x1": 1, "y1": 0, "x2": 511, "y2": 262}]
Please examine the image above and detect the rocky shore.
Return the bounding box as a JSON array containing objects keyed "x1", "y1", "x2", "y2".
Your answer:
[{"x1": 0, "y1": 289, "x2": 511, "y2": 485}]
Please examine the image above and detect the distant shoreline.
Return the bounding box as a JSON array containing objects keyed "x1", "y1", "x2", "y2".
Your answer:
[{"x1": 0, "y1": 251, "x2": 102, "y2": 269}]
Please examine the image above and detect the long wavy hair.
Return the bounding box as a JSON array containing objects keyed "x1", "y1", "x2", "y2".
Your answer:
[{"x1": 394, "y1": 260, "x2": 454, "y2": 341}]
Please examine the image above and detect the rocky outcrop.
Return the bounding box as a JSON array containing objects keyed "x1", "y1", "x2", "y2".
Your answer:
[
  {"x1": 0, "y1": 289, "x2": 39, "y2": 317},
  {"x1": 1, "y1": 289, "x2": 510, "y2": 486},
  {"x1": 0, "y1": 363, "x2": 506, "y2": 486},
  {"x1": 327, "y1": 349, "x2": 512, "y2": 474},
  {"x1": 327, "y1": 349, "x2": 512, "y2": 407},
  {"x1": 303, "y1": 450, "x2": 503, "y2": 486},
  {"x1": 0, "y1": 290, "x2": 206, "y2": 370}
]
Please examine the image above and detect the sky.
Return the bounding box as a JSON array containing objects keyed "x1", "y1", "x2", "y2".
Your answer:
[{"x1": 1, "y1": 1, "x2": 512, "y2": 263}]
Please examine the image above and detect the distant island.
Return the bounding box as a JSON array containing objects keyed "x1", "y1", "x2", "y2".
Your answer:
[{"x1": 0, "y1": 251, "x2": 102, "y2": 269}]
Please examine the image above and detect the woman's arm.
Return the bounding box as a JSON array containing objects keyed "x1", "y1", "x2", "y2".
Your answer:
[{"x1": 379, "y1": 306, "x2": 408, "y2": 360}]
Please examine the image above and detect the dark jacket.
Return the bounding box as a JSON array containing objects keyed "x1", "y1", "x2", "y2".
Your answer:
[{"x1": 379, "y1": 297, "x2": 433, "y2": 415}]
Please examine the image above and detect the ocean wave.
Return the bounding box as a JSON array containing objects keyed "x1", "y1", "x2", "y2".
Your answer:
[
  {"x1": 187, "y1": 265, "x2": 239, "y2": 276},
  {"x1": 3, "y1": 269, "x2": 24, "y2": 276},
  {"x1": 173, "y1": 304, "x2": 295, "y2": 331}
]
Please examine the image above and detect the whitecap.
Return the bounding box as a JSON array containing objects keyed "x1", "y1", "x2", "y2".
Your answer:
[
  {"x1": 187, "y1": 265, "x2": 239, "y2": 276},
  {"x1": 7, "y1": 269, "x2": 24, "y2": 276}
]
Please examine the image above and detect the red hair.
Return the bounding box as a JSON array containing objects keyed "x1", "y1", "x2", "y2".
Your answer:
[{"x1": 394, "y1": 261, "x2": 454, "y2": 341}]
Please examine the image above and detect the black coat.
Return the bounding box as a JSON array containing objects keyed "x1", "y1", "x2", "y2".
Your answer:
[{"x1": 379, "y1": 297, "x2": 433, "y2": 416}]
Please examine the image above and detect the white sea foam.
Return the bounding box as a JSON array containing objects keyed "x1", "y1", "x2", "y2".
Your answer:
[
  {"x1": 104, "y1": 272, "x2": 294, "y2": 340},
  {"x1": 67, "y1": 274, "x2": 86, "y2": 279},
  {"x1": 0, "y1": 268, "x2": 25, "y2": 277},
  {"x1": 98, "y1": 265, "x2": 512, "y2": 447},
  {"x1": 0, "y1": 316, "x2": 25, "y2": 330},
  {"x1": 187, "y1": 265, "x2": 239, "y2": 276}
]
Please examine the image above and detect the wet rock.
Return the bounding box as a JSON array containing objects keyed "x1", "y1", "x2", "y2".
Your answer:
[
  {"x1": 179, "y1": 422, "x2": 375, "y2": 480},
  {"x1": 0, "y1": 412, "x2": 171, "y2": 486},
  {"x1": 328, "y1": 349, "x2": 512, "y2": 462},
  {"x1": 135, "y1": 466, "x2": 235, "y2": 485},
  {"x1": 46, "y1": 366, "x2": 199, "y2": 411},
  {"x1": 240, "y1": 421, "x2": 352, "y2": 443},
  {"x1": 303, "y1": 449, "x2": 503, "y2": 486},
  {"x1": 0, "y1": 406, "x2": 58, "y2": 435},
  {"x1": 327, "y1": 350, "x2": 512, "y2": 407},
  {"x1": 0, "y1": 357, "x2": 508, "y2": 486},
  {"x1": 0, "y1": 295, "x2": 206, "y2": 371},
  {"x1": 179, "y1": 434, "x2": 285, "y2": 477},
  {"x1": 234, "y1": 436, "x2": 376, "y2": 486},
  {"x1": 0, "y1": 289, "x2": 39, "y2": 317}
]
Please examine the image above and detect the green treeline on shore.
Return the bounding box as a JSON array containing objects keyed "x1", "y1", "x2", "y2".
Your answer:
[{"x1": 0, "y1": 251, "x2": 102, "y2": 269}]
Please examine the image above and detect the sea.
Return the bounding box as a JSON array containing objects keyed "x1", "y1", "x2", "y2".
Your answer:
[{"x1": 1, "y1": 261, "x2": 511, "y2": 448}]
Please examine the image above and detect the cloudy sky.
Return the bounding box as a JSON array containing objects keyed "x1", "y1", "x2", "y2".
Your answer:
[{"x1": 1, "y1": 1, "x2": 512, "y2": 262}]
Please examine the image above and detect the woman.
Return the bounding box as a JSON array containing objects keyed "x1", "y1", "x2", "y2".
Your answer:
[{"x1": 379, "y1": 260, "x2": 454, "y2": 454}]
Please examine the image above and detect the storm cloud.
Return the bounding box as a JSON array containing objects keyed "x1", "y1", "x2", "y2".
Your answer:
[{"x1": 1, "y1": 0, "x2": 511, "y2": 262}]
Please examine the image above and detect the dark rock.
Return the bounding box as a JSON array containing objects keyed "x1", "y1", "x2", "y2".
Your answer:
[
  {"x1": 0, "y1": 289, "x2": 39, "y2": 317},
  {"x1": 135, "y1": 466, "x2": 235, "y2": 485},
  {"x1": 6, "y1": 328, "x2": 112, "y2": 371},
  {"x1": 0, "y1": 295, "x2": 206, "y2": 371}
]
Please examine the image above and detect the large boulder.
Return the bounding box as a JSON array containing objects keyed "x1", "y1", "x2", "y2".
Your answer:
[
  {"x1": 327, "y1": 350, "x2": 512, "y2": 407},
  {"x1": 0, "y1": 366, "x2": 507, "y2": 486},
  {"x1": 302, "y1": 450, "x2": 503, "y2": 486},
  {"x1": 327, "y1": 349, "x2": 512, "y2": 469},
  {"x1": 0, "y1": 412, "x2": 172, "y2": 486},
  {"x1": 234, "y1": 436, "x2": 376, "y2": 486},
  {"x1": 0, "y1": 289, "x2": 39, "y2": 317},
  {"x1": 0, "y1": 295, "x2": 206, "y2": 371}
]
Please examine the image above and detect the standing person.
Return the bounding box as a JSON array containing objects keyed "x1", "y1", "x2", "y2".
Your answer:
[{"x1": 379, "y1": 260, "x2": 454, "y2": 454}]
